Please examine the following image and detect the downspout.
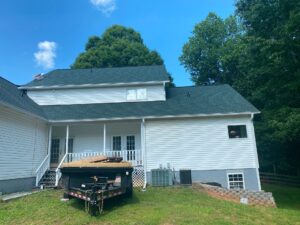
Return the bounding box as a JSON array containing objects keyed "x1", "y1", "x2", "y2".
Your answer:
[
  {"x1": 141, "y1": 118, "x2": 147, "y2": 190},
  {"x1": 251, "y1": 113, "x2": 262, "y2": 190}
]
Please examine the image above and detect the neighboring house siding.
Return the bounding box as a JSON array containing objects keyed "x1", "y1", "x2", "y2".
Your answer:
[
  {"x1": 145, "y1": 116, "x2": 259, "y2": 171},
  {"x1": 27, "y1": 85, "x2": 166, "y2": 105},
  {"x1": 0, "y1": 105, "x2": 48, "y2": 181}
]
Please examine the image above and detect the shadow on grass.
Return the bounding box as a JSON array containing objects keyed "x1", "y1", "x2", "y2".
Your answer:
[
  {"x1": 262, "y1": 184, "x2": 300, "y2": 211},
  {"x1": 68, "y1": 191, "x2": 140, "y2": 216}
]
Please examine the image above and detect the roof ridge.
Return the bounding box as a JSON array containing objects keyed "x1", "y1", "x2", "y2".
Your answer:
[{"x1": 50, "y1": 64, "x2": 165, "y2": 71}]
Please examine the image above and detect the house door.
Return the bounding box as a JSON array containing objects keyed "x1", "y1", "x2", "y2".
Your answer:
[{"x1": 50, "y1": 139, "x2": 60, "y2": 167}]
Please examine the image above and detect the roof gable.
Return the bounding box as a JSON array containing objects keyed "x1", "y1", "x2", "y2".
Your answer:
[
  {"x1": 0, "y1": 77, "x2": 46, "y2": 119},
  {"x1": 22, "y1": 65, "x2": 169, "y2": 89}
]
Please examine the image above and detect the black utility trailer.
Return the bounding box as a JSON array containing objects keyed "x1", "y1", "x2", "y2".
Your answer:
[{"x1": 60, "y1": 157, "x2": 133, "y2": 215}]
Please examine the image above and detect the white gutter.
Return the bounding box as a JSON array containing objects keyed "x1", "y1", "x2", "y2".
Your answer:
[
  {"x1": 19, "y1": 80, "x2": 169, "y2": 90},
  {"x1": 48, "y1": 112, "x2": 260, "y2": 124}
]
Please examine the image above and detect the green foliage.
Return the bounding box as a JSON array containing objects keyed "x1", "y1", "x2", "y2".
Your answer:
[
  {"x1": 179, "y1": 13, "x2": 243, "y2": 85},
  {"x1": 1, "y1": 187, "x2": 300, "y2": 224},
  {"x1": 180, "y1": 1, "x2": 300, "y2": 174},
  {"x1": 71, "y1": 25, "x2": 175, "y2": 86}
]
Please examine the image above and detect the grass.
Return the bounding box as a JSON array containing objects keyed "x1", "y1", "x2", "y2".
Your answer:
[{"x1": 0, "y1": 184, "x2": 299, "y2": 225}]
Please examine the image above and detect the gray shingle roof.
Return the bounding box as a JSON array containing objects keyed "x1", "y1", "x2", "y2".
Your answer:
[
  {"x1": 0, "y1": 77, "x2": 46, "y2": 119},
  {"x1": 41, "y1": 85, "x2": 259, "y2": 121},
  {"x1": 22, "y1": 65, "x2": 169, "y2": 88}
]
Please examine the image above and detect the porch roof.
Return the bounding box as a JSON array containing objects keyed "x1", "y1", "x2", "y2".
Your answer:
[{"x1": 41, "y1": 84, "x2": 259, "y2": 122}]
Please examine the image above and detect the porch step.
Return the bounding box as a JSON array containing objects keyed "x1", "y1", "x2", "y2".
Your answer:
[{"x1": 39, "y1": 169, "x2": 56, "y2": 188}]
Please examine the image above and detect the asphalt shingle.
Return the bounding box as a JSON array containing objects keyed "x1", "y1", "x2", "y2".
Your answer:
[
  {"x1": 0, "y1": 77, "x2": 46, "y2": 118},
  {"x1": 22, "y1": 65, "x2": 169, "y2": 88},
  {"x1": 41, "y1": 84, "x2": 259, "y2": 121}
]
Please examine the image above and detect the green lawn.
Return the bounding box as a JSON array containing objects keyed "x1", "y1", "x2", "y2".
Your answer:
[{"x1": 0, "y1": 185, "x2": 299, "y2": 225}]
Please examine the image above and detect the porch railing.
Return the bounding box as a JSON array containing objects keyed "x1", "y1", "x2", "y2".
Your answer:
[
  {"x1": 35, "y1": 154, "x2": 50, "y2": 186},
  {"x1": 64, "y1": 150, "x2": 142, "y2": 166},
  {"x1": 55, "y1": 150, "x2": 142, "y2": 186}
]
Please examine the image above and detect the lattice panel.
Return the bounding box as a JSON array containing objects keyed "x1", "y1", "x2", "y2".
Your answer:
[{"x1": 132, "y1": 166, "x2": 145, "y2": 187}]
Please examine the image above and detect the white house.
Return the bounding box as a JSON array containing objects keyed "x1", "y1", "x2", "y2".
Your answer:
[{"x1": 0, "y1": 65, "x2": 261, "y2": 194}]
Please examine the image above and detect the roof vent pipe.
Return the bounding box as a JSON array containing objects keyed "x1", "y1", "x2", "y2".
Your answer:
[{"x1": 34, "y1": 73, "x2": 44, "y2": 81}]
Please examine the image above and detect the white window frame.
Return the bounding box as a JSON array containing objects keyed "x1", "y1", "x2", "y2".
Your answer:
[
  {"x1": 227, "y1": 124, "x2": 248, "y2": 139},
  {"x1": 227, "y1": 172, "x2": 245, "y2": 190},
  {"x1": 126, "y1": 89, "x2": 137, "y2": 101},
  {"x1": 137, "y1": 88, "x2": 147, "y2": 100},
  {"x1": 126, "y1": 88, "x2": 147, "y2": 101}
]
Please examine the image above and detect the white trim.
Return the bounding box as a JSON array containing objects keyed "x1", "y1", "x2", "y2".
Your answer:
[
  {"x1": 227, "y1": 124, "x2": 248, "y2": 139},
  {"x1": 141, "y1": 118, "x2": 147, "y2": 189},
  {"x1": 47, "y1": 126, "x2": 52, "y2": 155},
  {"x1": 227, "y1": 172, "x2": 245, "y2": 190},
  {"x1": 48, "y1": 112, "x2": 259, "y2": 123},
  {"x1": 65, "y1": 125, "x2": 69, "y2": 154},
  {"x1": 19, "y1": 81, "x2": 168, "y2": 90}
]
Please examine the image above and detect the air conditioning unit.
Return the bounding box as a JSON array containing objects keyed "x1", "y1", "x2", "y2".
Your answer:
[
  {"x1": 151, "y1": 168, "x2": 173, "y2": 186},
  {"x1": 180, "y1": 169, "x2": 192, "y2": 185}
]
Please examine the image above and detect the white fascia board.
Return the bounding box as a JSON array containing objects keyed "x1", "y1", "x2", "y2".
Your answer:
[
  {"x1": 19, "y1": 81, "x2": 168, "y2": 90},
  {"x1": 48, "y1": 112, "x2": 259, "y2": 124}
]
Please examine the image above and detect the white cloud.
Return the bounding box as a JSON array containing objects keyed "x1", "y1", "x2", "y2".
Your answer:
[
  {"x1": 34, "y1": 41, "x2": 57, "y2": 69},
  {"x1": 90, "y1": 0, "x2": 116, "y2": 15}
]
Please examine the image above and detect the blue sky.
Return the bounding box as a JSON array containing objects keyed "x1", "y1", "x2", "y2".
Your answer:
[{"x1": 0, "y1": 0, "x2": 235, "y2": 86}]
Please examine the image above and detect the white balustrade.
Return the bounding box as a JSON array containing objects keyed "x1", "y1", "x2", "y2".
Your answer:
[
  {"x1": 54, "y1": 149, "x2": 142, "y2": 186},
  {"x1": 35, "y1": 154, "x2": 50, "y2": 186},
  {"x1": 63, "y1": 149, "x2": 142, "y2": 166}
]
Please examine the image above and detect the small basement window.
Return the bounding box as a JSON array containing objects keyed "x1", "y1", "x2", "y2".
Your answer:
[
  {"x1": 228, "y1": 125, "x2": 247, "y2": 138},
  {"x1": 228, "y1": 173, "x2": 244, "y2": 189}
]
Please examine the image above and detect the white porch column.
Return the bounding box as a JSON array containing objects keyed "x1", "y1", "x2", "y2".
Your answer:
[
  {"x1": 65, "y1": 125, "x2": 69, "y2": 154},
  {"x1": 141, "y1": 118, "x2": 147, "y2": 188},
  {"x1": 103, "y1": 123, "x2": 106, "y2": 154},
  {"x1": 47, "y1": 126, "x2": 52, "y2": 155}
]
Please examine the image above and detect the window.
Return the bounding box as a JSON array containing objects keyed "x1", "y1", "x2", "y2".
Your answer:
[
  {"x1": 228, "y1": 173, "x2": 244, "y2": 189},
  {"x1": 112, "y1": 136, "x2": 122, "y2": 151},
  {"x1": 126, "y1": 136, "x2": 135, "y2": 150},
  {"x1": 126, "y1": 89, "x2": 136, "y2": 101},
  {"x1": 126, "y1": 88, "x2": 147, "y2": 101},
  {"x1": 137, "y1": 88, "x2": 147, "y2": 100},
  {"x1": 228, "y1": 125, "x2": 247, "y2": 138}
]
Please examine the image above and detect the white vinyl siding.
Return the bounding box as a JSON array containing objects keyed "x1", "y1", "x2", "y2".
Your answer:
[
  {"x1": 27, "y1": 84, "x2": 165, "y2": 105},
  {"x1": 0, "y1": 105, "x2": 48, "y2": 180},
  {"x1": 145, "y1": 116, "x2": 259, "y2": 171}
]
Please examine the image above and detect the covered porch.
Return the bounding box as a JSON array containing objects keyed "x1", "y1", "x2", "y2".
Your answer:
[{"x1": 35, "y1": 120, "x2": 145, "y2": 187}]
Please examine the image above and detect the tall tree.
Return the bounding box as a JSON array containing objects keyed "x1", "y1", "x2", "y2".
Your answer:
[
  {"x1": 72, "y1": 25, "x2": 175, "y2": 86},
  {"x1": 179, "y1": 13, "x2": 243, "y2": 85},
  {"x1": 235, "y1": 0, "x2": 300, "y2": 174},
  {"x1": 180, "y1": 1, "x2": 300, "y2": 175}
]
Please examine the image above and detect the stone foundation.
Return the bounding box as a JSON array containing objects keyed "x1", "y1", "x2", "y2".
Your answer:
[{"x1": 194, "y1": 183, "x2": 276, "y2": 207}]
